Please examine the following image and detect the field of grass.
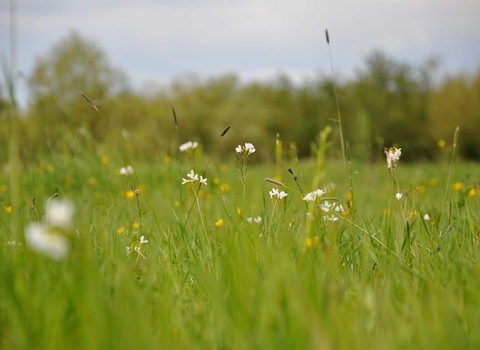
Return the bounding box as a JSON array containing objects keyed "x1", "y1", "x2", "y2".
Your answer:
[{"x1": 1, "y1": 125, "x2": 480, "y2": 349}]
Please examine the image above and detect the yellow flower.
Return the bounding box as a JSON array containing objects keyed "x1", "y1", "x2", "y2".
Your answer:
[
  {"x1": 220, "y1": 184, "x2": 230, "y2": 192},
  {"x1": 453, "y1": 182, "x2": 463, "y2": 191},
  {"x1": 468, "y1": 188, "x2": 477, "y2": 197},
  {"x1": 175, "y1": 200, "x2": 181, "y2": 207},
  {"x1": 88, "y1": 177, "x2": 97, "y2": 185},
  {"x1": 438, "y1": 140, "x2": 446, "y2": 148},
  {"x1": 116, "y1": 227, "x2": 126, "y2": 234},
  {"x1": 214, "y1": 219, "x2": 224, "y2": 227},
  {"x1": 4, "y1": 206, "x2": 12, "y2": 214},
  {"x1": 306, "y1": 237, "x2": 319, "y2": 248},
  {"x1": 236, "y1": 207, "x2": 241, "y2": 215},
  {"x1": 125, "y1": 190, "x2": 136, "y2": 199},
  {"x1": 0, "y1": 185, "x2": 8, "y2": 192},
  {"x1": 132, "y1": 222, "x2": 141, "y2": 229},
  {"x1": 101, "y1": 156, "x2": 109, "y2": 165},
  {"x1": 429, "y1": 178, "x2": 438, "y2": 186},
  {"x1": 164, "y1": 155, "x2": 171, "y2": 164},
  {"x1": 47, "y1": 164, "x2": 55, "y2": 173},
  {"x1": 214, "y1": 178, "x2": 220, "y2": 185},
  {"x1": 418, "y1": 185, "x2": 426, "y2": 194}
]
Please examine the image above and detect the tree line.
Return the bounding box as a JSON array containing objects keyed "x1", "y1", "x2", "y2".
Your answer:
[{"x1": 1, "y1": 32, "x2": 479, "y2": 163}]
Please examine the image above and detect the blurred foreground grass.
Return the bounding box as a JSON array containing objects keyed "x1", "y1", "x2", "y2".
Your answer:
[{"x1": 1, "y1": 146, "x2": 479, "y2": 349}]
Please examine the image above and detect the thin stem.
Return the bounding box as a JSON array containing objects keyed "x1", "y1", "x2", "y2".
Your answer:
[{"x1": 326, "y1": 29, "x2": 346, "y2": 170}]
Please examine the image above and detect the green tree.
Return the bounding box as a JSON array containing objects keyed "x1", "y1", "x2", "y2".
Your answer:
[
  {"x1": 351, "y1": 51, "x2": 437, "y2": 160},
  {"x1": 429, "y1": 71, "x2": 480, "y2": 160},
  {"x1": 27, "y1": 31, "x2": 129, "y2": 153}
]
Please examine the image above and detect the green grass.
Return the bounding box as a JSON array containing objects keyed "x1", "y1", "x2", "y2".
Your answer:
[{"x1": 1, "y1": 141, "x2": 479, "y2": 349}]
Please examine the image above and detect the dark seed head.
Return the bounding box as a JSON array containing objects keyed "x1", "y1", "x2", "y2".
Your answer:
[
  {"x1": 172, "y1": 106, "x2": 178, "y2": 127},
  {"x1": 221, "y1": 125, "x2": 231, "y2": 137}
]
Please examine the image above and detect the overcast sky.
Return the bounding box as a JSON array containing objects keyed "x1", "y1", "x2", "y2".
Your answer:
[{"x1": 1, "y1": 0, "x2": 479, "y2": 107}]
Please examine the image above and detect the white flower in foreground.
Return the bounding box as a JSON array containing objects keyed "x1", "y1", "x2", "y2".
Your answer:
[
  {"x1": 303, "y1": 189, "x2": 326, "y2": 202},
  {"x1": 179, "y1": 141, "x2": 198, "y2": 152},
  {"x1": 269, "y1": 188, "x2": 287, "y2": 199},
  {"x1": 45, "y1": 199, "x2": 75, "y2": 230},
  {"x1": 140, "y1": 236, "x2": 149, "y2": 244},
  {"x1": 235, "y1": 142, "x2": 256, "y2": 154},
  {"x1": 120, "y1": 165, "x2": 134, "y2": 175},
  {"x1": 423, "y1": 214, "x2": 430, "y2": 221},
  {"x1": 25, "y1": 222, "x2": 69, "y2": 260},
  {"x1": 385, "y1": 147, "x2": 402, "y2": 169},
  {"x1": 395, "y1": 193, "x2": 403, "y2": 200},
  {"x1": 182, "y1": 170, "x2": 207, "y2": 186}
]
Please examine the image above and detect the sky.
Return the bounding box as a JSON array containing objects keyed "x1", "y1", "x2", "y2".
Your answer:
[{"x1": 1, "y1": 0, "x2": 479, "y2": 108}]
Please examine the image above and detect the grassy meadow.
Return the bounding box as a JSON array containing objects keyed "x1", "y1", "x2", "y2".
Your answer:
[{"x1": 1, "y1": 114, "x2": 480, "y2": 349}]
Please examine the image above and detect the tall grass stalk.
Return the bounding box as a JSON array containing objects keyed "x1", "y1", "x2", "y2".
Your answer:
[
  {"x1": 442, "y1": 126, "x2": 460, "y2": 213},
  {"x1": 325, "y1": 29, "x2": 346, "y2": 170}
]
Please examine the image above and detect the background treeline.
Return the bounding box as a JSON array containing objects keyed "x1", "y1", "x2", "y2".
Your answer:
[{"x1": 1, "y1": 32, "x2": 479, "y2": 163}]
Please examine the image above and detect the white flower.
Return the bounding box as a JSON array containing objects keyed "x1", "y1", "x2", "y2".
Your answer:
[
  {"x1": 180, "y1": 141, "x2": 198, "y2": 152},
  {"x1": 269, "y1": 188, "x2": 287, "y2": 199},
  {"x1": 25, "y1": 222, "x2": 69, "y2": 260},
  {"x1": 324, "y1": 215, "x2": 338, "y2": 222},
  {"x1": 385, "y1": 147, "x2": 402, "y2": 169},
  {"x1": 320, "y1": 201, "x2": 333, "y2": 212},
  {"x1": 395, "y1": 193, "x2": 402, "y2": 200},
  {"x1": 182, "y1": 170, "x2": 207, "y2": 186},
  {"x1": 45, "y1": 199, "x2": 75, "y2": 230},
  {"x1": 423, "y1": 214, "x2": 430, "y2": 220},
  {"x1": 269, "y1": 188, "x2": 279, "y2": 198},
  {"x1": 303, "y1": 189, "x2": 325, "y2": 202},
  {"x1": 140, "y1": 236, "x2": 149, "y2": 244},
  {"x1": 247, "y1": 216, "x2": 262, "y2": 224},
  {"x1": 120, "y1": 165, "x2": 134, "y2": 175},
  {"x1": 235, "y1": 143, "x2": 256, "y2": 154},
  {"x1": 335, "y1": 205, "x2": 346, "y2": 215},
  {"x1": 244, "y1": 143, "x2": 256, "y2": 154}
]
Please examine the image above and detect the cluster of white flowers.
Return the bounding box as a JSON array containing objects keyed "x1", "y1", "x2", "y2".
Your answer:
[
  {"x1": 25, "y1": 199, "x2": 75, "y2": 260},
  {"x1": 235, "y1": 143, "x2": 256, "y2": 155},
  {"x1": 269, "y1": 188, "x2": 288, "y2": 200},
  {"x1": 180, "y1": 141, "x2": 198, "y2": 152},
  {"x1": 120, "y1": 165, "x2": 134, "y2": 175},
  {"x1": 247, "y1": 216, "x2": 262, "y2": 224},
  {"x1": 385, "y1": 147, "x2": 402, "y2": 169},
  {"x1": 182, "y1": 170, "x2": 208, "y2": 186},
  {"x1": 126, "y1": 235, "x2": 149, "y2": 256},
  {"x1": 303, "y1": 189, "x2": 326, "y2": 202},
  {"x1": 317, "y1": 200, "x2": 346, "y2": 222}
]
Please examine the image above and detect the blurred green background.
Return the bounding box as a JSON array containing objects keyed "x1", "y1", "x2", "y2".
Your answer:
[{"x1": 2, "y1": 32, "x2": 479, "y2": 163}]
